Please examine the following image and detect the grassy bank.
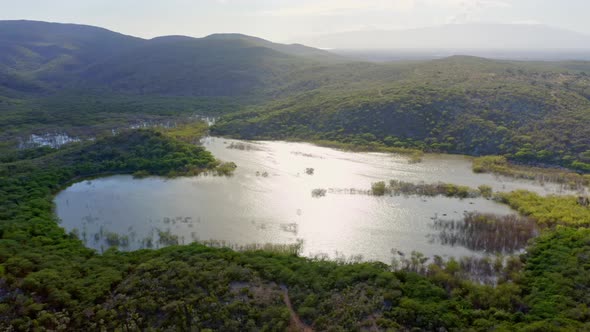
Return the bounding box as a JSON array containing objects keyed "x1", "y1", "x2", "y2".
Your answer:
[{"x1": 473, "y1": 155, "x2": 590, "y2": 190}]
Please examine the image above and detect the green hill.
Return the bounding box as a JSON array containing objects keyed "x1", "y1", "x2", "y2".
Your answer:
[
  {"x1": 212, "y1": 56, "x2": 590, "y2": 171},
  {"x1": 0, "y1": 20, "x2": 142, "y2": 86},
  {"x1": 2, "y1": 21, "x2": 590, "y2": 170},
  {"x1": 78, "y1": 37, "x2": 315, "y2": 96}
]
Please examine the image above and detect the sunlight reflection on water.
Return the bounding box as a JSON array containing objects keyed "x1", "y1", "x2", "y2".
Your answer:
[{"x1": 55, "y1": 137, "x2": 570, "y2": 262}]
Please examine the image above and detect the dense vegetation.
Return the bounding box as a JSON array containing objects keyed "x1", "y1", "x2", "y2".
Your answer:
[
  {"x1": 0, "y1": 129, "x2": 588, "y2": 330},
  {"x1": 0, "y1": 93, "x2": 243, "y2": 155},
  {"x1": 498, "y1": 191, "x2": 590, "y2": 227},
  {"x1": 212, "y1": 56, "x2": 590, "y2": 171}
]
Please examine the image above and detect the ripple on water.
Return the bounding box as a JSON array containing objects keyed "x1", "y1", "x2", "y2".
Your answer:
[{"x1": 55, "y1": 137, "x2": 568, "y2": 262}]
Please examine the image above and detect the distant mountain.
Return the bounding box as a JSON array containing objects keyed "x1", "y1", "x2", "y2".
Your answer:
[
  {"x1": 0, "y1": 20, "x2": 341, "y2": 96},
  {"x1": 79, "y1": 37, "x2": 307, "y2": 96},
  {"x1": 0, "y1": 20, "x2": 143, "y2": 79},
  {"x1": 79, "y1": 33, "x2": 343, "y2": 96},
  {"x1": 306, "y1": 24, "x2": 590, "y2": 50},
  {"x1": 203, "y1": 33, "x2": 337, "y2": 59}
]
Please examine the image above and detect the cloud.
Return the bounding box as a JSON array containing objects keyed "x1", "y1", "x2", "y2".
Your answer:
[
  {"x1": 259, "y1": 0, "x2": 416, "y2": 17},
  {"x1": 258, "y1": 0, "x2": 512, "y2": 18},
  {"x1": 441, "y1": 0, "x2": 512, "y2": 24}
]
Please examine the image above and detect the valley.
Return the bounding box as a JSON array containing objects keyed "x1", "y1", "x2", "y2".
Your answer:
[{"x1": 1, "y1": 20, "x2": 590, "y2": 331}]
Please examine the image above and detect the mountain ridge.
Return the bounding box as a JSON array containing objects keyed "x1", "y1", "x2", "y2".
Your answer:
[{"x1": 0, "y1": 20, "x2": 344, "y2": 96}]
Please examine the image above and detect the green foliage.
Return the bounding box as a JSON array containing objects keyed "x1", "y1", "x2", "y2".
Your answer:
[
  {"x1": 473, "y1": 155, "x2": 509, "y2": 173},
  {"x1": 371, "y1": 181, "x2": 387, "y2": 196},
  {"x1": 380, "y1": 180, "x2": 481, "y2": 199},
  {"x1": 214, "y1": 161, "x2": 238, "y2": 176},
  {"x1": 157, "y1": 120, "x2": 210, "y2": 144},
  {"x1": 478, "y1": 185, "x2": 494, "y2": 199},
  {"x1": 517, "y1": 227, "x2": 590, "y2": 329},
  {"x1": 498, "y1": 191, "x2": 590, "y2": 226}
]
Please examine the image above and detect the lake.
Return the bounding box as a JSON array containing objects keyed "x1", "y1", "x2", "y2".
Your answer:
[{"x1": 54, "y1": 137, "x2": 565, "y2": 263}]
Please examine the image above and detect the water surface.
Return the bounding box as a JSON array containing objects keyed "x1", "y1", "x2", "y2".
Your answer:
[{"x1": 55, "y1": 137, "x2": 565, "y2": 262}]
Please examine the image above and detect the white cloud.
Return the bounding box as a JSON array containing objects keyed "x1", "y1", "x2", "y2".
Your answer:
[
  {"x1": 259, "y1": 0, "x2": 416, "y2": 17},
  {"x1": 258, "y1": 0, "x2": 512, "y2": 18},
  {"x1": 439, "y1": 0, "x2": 512, "y2": 24}
]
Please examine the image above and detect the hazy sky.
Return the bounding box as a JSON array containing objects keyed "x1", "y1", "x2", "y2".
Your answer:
[{"x1": 1, "y1": 0, "x2": 589, "y2": 42}]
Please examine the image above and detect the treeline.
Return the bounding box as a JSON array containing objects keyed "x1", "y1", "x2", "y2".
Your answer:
[{"x1": 0, "y1": 93, "x2": 240, "y2": 155}]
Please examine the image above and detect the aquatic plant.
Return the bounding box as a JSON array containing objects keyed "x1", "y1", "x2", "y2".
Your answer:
[
  {"x1": 157, "y1": 229, "x2": 180, "y2": 246},
  {"x1": 132, "y1": 170, "x2": 151, "y2": 178},
  {"x1": 371, "y1": 180, "x2": 481, "y2": 198},
  {"x1": 371, "y1": 181, "x2": 387, "y2": 196},
  {"x1": 473, "y1": 155, "x2": 589, "y2": 190},
  {"x1": 214, "y1": 161, "x2": 237, "y2": 176},
  {"x1": 142, "y1": 236, "x2": 154, "y2": 249},
  {"x1": 390, "y1": 249, "x2": 523, "y2": 285},
  {"x1": 478, "y1": 184, "x2": 493, "y2": 199},
  {"x1": 408, "y1": 151, "x2": 423, "y2": 164},
  {"x1": 428, "y1": 212, "x2": 539, "y2": 254},
  {"x1": 226, "y1": 142, "x2": 262, "y2": 151},
  {"x1": 200, "y1": 239, "x2": 304, "y2": 256},
  {"x1": 497, "y1": 190, "x2": 590, "y2": 226},
  {"x1": 255, "y1": 170, "x2": 269, "y2": 177},
  {"x1": 311, "y1": 188, "x2": 327, "y2": 197}
]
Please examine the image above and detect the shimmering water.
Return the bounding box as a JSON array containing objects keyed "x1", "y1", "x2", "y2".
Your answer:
[{"x1": 55, "y1": 137, "x2": 567, "y2": 262}]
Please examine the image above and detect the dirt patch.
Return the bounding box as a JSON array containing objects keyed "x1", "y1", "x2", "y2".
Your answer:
[{"x1": 281, "y1": 284, "x2": 313, "y2": 332}]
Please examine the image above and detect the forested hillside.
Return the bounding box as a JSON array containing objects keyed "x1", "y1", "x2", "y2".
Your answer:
[
  {"x1": 212, "y1": 57, "x2": 590, "y2": 171},
  {"x1": 0, "y1": 20, "x2": 340, "y2": 97},
  {"x1": 0, "y1": 20, "x2": 142, "y2": 91},
  {"x1": 2, "y1": 20, "x2": 590, "y2": 171}
]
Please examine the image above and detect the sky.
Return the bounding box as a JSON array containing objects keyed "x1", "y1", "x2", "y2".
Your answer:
[{"x1": 1, "y1": 0, "x2": 589, "y2": 42}]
